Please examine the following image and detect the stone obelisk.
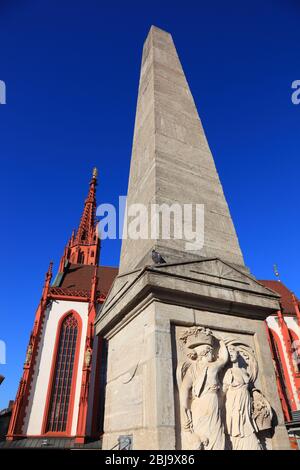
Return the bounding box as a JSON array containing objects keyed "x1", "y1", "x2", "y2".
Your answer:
[
  {"x1": 119, "y1": 26, "x2": 244, "y2": 274},
  {"x1": 95, "y1": 26, "x2": 290, "y2": 450}
]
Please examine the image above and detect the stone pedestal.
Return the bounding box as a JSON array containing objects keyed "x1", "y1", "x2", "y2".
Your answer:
[
  {"x1": 95, "y1": 259, "x2": 291, "y2": 450},
  {"x1": 95, "y1": 25, "x2": 291, "y2": 451}
]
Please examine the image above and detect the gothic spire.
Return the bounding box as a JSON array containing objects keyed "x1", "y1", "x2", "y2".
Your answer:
[
  {"x1": 75, "y1": 167, "x2": 98, "y2": 245},
  {"x1": 59, "y1": 169, "x2": 100, "y2": 271}
]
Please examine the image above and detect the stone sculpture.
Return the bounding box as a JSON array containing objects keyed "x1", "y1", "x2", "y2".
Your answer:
[
  {"x1": 223, "y1": 343, "x2": 262, "y2": 449},
  {"x1": 177, "y1": 327, "x2": 273, "y2": 450},
  {"x1": 178, "y1": 327, "x2": 228, "y2": 450}
]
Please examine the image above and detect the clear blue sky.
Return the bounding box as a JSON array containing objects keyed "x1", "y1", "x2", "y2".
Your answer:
[{"x1": 0, "y1": 0, "x2": 299, "y2": 409}]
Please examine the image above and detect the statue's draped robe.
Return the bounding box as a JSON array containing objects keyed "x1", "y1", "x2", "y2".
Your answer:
[
  {"x1": 223, "y1": 367, "x2": 261, "y2": 450},
  {"x1": 188, "y1": 362, "x2": 225, "y2": 450}
]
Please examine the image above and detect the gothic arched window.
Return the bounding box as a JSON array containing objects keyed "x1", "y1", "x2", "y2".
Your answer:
[
  {"x1": 45, "y1": 313, "x2": 80, "y2": 433},
  {"x1": 288, "y1": 328, "x2": 300, "y2": 374},
  {"x1": 268, "y1": 328, "x2": 292, "y2": 420}
]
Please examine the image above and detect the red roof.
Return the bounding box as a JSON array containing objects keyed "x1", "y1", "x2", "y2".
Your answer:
[
  {"x1": 59, "y1": 263, "x2": 118, "y2": 296},
  {"x1": 259, "y1": 280, "x2": 300, "y2": 315}
]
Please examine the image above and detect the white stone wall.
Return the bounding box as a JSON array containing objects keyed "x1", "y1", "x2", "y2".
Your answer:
[
  {"x1": 23, "y1": 300, "x2": 89, "y2": 436},
  {"x1": 284, "y1": 316, "x2": 300, "y2": 341}
]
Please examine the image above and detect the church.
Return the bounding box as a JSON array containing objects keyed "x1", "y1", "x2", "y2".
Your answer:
[{"x1": 3, "y1": 26, "x2": 300, "y2": 450}]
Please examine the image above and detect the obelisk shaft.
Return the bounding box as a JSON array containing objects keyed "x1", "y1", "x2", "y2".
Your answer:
[{"x1": 120, "y1": 26, "x2": 244, "y2": 273}]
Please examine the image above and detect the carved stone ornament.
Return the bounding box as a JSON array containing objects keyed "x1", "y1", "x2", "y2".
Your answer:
[
  {"x1": 24, "y1": 344, "x2": 33, "y2": 365},
  {"x1": 84, "y1": 347, "x2": 92, "y2": 368},
  {"x1": 177, "y1": 327, "x2": 273, "y2": 450}
]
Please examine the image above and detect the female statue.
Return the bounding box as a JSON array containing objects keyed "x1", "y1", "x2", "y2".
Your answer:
[{"x1": 223, "y1": 343, "x2": 262, "y2": 450}]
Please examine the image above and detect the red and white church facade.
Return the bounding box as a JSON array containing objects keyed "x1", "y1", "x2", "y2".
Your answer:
[
  {"x1": 261, "y1": 281, "x2": 300, "y2": 448},
  {"x1": 4, "y1": 170, "x2": 300, "y2": 448}
]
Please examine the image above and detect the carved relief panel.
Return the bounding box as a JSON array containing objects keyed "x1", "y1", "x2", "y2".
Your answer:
[{"x1": 174, "y1": 326, "x2": 273, "y2": 450}]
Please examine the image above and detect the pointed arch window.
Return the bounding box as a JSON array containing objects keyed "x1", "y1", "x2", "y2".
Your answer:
[{"x1": 46, "y1": 314, "x2": 79, "y2": 433}]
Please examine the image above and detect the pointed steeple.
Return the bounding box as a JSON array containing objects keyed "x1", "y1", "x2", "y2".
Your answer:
[
  {"x1": 59, "y1": 168, "x2": 100, "y2": 271},
  {"x1": 119, "y1": 26, "x2": 244, "y2": 273}
]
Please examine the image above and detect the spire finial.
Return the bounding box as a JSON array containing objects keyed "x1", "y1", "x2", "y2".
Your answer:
[
  {"x1": 273, "y1": 264, "x2": 281, "y2": 282},
  {"x1": 92, "y1": 167, "x2": 98, "y2": 180}
]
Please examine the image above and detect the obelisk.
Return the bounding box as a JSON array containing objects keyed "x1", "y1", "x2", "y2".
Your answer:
[
  {"x1": 95, "y1": 26, "x2": 290, "y2": 450},
  {"x1": 119, "y1": 26, "x2": 244, "y2": 274}
]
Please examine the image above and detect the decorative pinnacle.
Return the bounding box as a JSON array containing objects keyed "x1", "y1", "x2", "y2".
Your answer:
[{"x1": 48, "y1": 261, "x2": 53, "y2": 275}]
